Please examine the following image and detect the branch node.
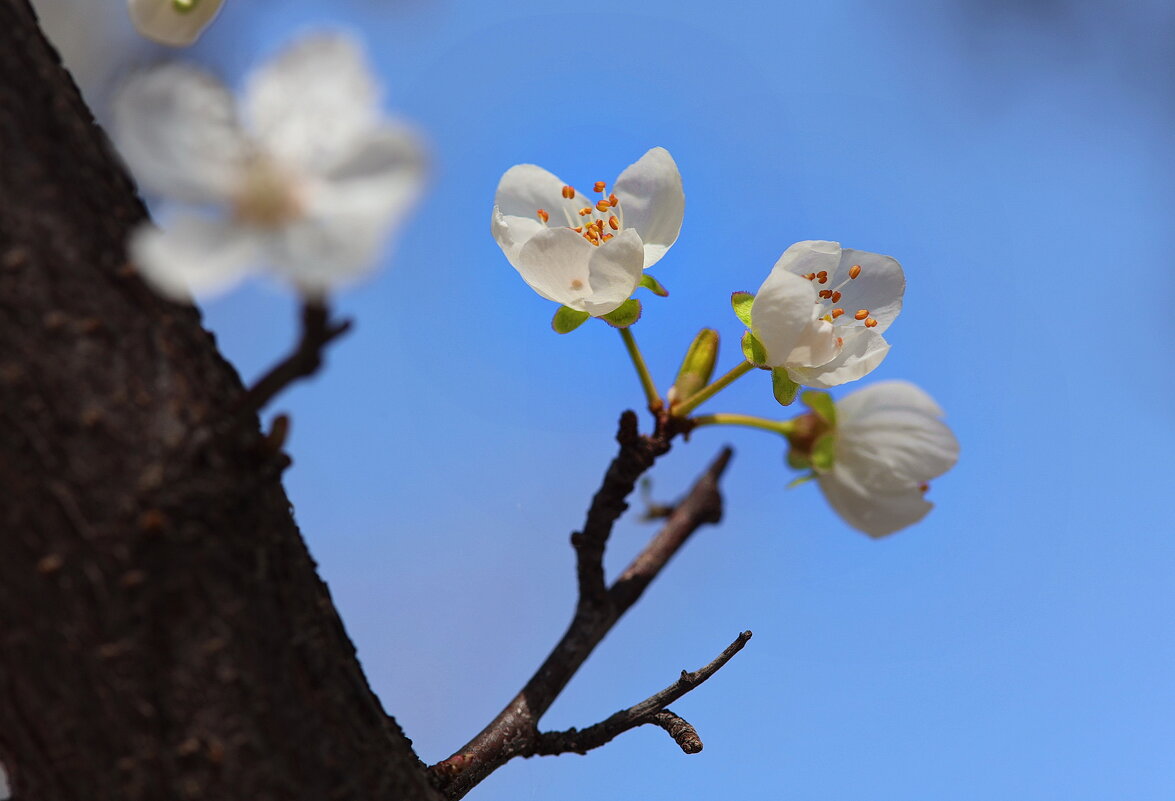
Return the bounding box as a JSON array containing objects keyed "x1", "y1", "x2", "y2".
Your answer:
[{"x1": 650, "y1": 709, "x2": 702, "y2": 754}]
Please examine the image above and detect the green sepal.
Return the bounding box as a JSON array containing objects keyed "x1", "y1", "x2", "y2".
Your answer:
[
  {"x1": 786, "y1": 449, "x2": 811, "y2": 471},
  {"x1": 786, "y1": 472, "x2": 817, "y2": 489},
  {"x1": 601, "y1": 298, "x2": 642, "y2": 329},
  {"x1": 731, "y1": 291, "x2": 755, "y2": 327},
  {"x1": 740, "y1": 330, "x2": 769, "y2": 368},
  {"x1": 801, "y1": 390, "x2": 837, "y2": 426},
  {"x1": 551, "y1": 305, "x2": 590, "y2": 334},
  {"x1": 672, "y1": 328, "x2": 720, "y2": 402},
  {"x1": 172, "y1": 0, "x2": 199, "y2": 10},
  {"x1": 810, "y1": 433, "x2": 836, "y2": 472},
  {"x1": 771, "y1": 367, "x2": 800, "y2": 407},
  {"x1": 639, "y1": 274, "x2": 669, "y2": 297}
]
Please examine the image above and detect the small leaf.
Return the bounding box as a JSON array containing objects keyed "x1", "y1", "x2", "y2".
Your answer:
[
  {"x1": 786, "y1": 472, "x2": 817, "y2": 489},
  {"x1": 801, "y1": 390, "x2": 837, "y2": 426},
  {"x1": 731, "y1": 291, "x2": 755, "y2": 327},
  {"x1": 810, "y1": 433, "x2": 837, "y2": 472},
  {"x1": 740, "y1": 330, "x2": 769, "y2": 367},
  {"x1": 639, "y1": 274, "x2": 669, "y2": 297},
  {"x1": 601, "y1": 298, "x2": 642, "y2": 329},
  {"x1": 771, "y1": 367, "x2": 799, "y2": 407},
  {"x1": 551, "y1": 306, "x2": 590, "y2": 334}
]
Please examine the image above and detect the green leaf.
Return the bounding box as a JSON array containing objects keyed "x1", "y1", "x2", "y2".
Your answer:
[
  {"x1": 639, "y1": 274, "x2": 669, "y2": 297},
  {"x1": 740, "y1": 330, "x2": 769, "y2": 367},
  {"x1": 786, "y1": 472, "x2": 817, "y2": 489},
  {"x1": 801, "y1": 390, "x2": 837, "y2": 426},
  {"x1": 551, "y1": 306, "x2": 590, "y2": 334},
  {"x1": 771, "y1": 367, "x2": 800, "y2": 407},
  {"x1": 601, "y1": 298, "x2": 642, "y2": 329},
  {"x1": 786, "y1": 449, "x2": 811, "y2": 471},
  {"x1": 810, "y1": 433, "x2": 836, "y2": 472},
  {"x1": 731, "y1": 291, "x2": 755, "y2": 327}
]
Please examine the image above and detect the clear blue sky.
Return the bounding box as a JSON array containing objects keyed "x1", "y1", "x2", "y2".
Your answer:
[{"x1": 57, "y1": 0, "x2": 1175, "y2": 798}]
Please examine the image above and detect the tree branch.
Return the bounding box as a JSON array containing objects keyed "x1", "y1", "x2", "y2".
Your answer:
[
  {"x1": 532, "y1": 631, "x2": 752, "y2": 757},
  {"x1": 233, "y1": 300, "x2": 352, "y2": 419},
  {"x1": 429, "y1": 414, "x2": 736, "y2": 800}
]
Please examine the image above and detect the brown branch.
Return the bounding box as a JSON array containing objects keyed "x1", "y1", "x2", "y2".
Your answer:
[
  {"x1": 429, "y1": 418, "x2": 734, "y2": 800},
  {"x1": 531, "y1": 631, "x2": 752, "y2": 757},
  {"x1": 233, "y1": 300, "x2": 352, "y2": 418}
]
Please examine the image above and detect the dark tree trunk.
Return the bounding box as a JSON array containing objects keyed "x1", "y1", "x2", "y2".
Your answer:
[{"x1": 0, "y1": 3, "x2": 440, "y2": 799}]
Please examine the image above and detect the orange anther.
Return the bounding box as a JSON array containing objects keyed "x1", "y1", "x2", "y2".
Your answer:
[
  {"x1": 578, "y1": 207, "x2": 592, "y2": 216},
  {"x1": 819, "y1": 289, "x2": 832, "y2": 299},
  {"x1": 608, "y1": 215, "x2": 619, "y2": 230},
  {"x1": 836, "y1": 336, "x2": 844, "y2": 347},
  {"x1": 831, "y1": 308, "x2": 845, "y2": 319},
  {"x1": 602, "y1": 233, "x2": 614, "y2": 242},
  {"x1": 595, "y1": 200, "x2": 611, "y2": 212},
  {"x1": 594, "y1": 219, "x2": 605, "y2": 232},
  {"x1": 536, "y1": 209, "x2": 549, "y2": 223},
  {"x1": 831, "y1": 291, "x2": 841, "y2": 303},
  {"x1": 593, "y1": 181, "x2": 607, "y2": 193},
  {"x1": 805, "y1": 273, "x2": 817, "y2": 280},
  {"x1": 608, "y1": 193, "x2": 618, "y2": 206},
  {"x1": 854, "y1": 309, "x2": 869, "y2": 320},
  {"x1": 816, "y1": 271, "x2": 829, "y2": 284},
  {"x1": 865, "y1": 317, "x2": 878, "y2": 328},
  {"x1": 849, "y1": 264, "x2": 862, "y2": 279},
  {"x1": 562, "y1": 185, "x2": 576, "y2": 199},
  {"x1": 573, "y1": 226, "x2": 583, "y2": 233}
]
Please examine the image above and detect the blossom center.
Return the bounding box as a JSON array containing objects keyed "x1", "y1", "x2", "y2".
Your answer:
[
  {"x1": 231, "y1": 155, "x2": 306, "y2": 227},
  {"x1": 801, "y1": 263, "x2": 876, "y2": 345},
  {"x1": 535, "y1": 180, "x2": 623, "y2": 247}
]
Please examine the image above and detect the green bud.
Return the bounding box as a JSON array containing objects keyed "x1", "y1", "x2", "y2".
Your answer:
[
  {"x1": 669, "y1": 328, "x2": 719, "y2": 404},
  {"x1": 551, "y1": 305, "x2": 590, "y2": 334},
  {"x1": 600, "y1": 298, "x2": 642, "y2": 329}
]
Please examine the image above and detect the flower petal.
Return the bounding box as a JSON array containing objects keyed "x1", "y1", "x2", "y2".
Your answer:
[
  {"x1": 786, "y1": 328, "x2": 890, "y2": 388},
  {"x1": 127, "y1": 0, "x2": 225, "y2": 46},
  {"x1": 494, "y1": 164, "x2": 585, "y2": 225},
  {"x1": 776, "y1": 240, "x2": 842, "y2": 278},
  {"x1": 832, "y1": 247, "x2": 904, "y2": 333},
  {"x1": 751, "y1": 267, "x2": 819, "y2": 367},
  {"x1": 130, "y1": 216, "x2": 258, "y2": 300},
  {"x1": 818, "y1": 471, "x2": 933, "y2": 538},
  {"x1": 515, "y1": 227, "x2": 642, "y2": 315},
  {"x1": 244, "y1": 33, "x2": 380, "y2": 169},
  {"x1": 836, "y1": 380, "x2": 946, "y2": 421},
  {"x1": 112, "y1": 63, "x2": 246, "y2": 202},
  {"x1": 611, "y1": 147, "x2": 684, "y2": 268},
  {"x1": 270, "y1": 124, "x2": 426, "y2": 296}
]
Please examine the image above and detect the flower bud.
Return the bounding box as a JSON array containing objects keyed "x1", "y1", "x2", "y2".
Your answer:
[
  {"x1": 128, "y1": 0, "x2": 225, "y2": 46},
  {"x1": 669, "y1": 328, "x2": 719, "y2": 406}
]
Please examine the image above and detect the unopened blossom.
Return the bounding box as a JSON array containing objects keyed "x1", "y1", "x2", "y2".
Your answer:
[
  {"x1": 491, "y1": 147, "x2": 684, "y2": 316},
  {"x1": 128, "y1": 0, "x2": 225, "y2": 46},
  {"x1": 752, "y1": 240, "x2": 904, "y2": 388},
  {"x1": 113, "y1": 33, "x2": 425, "y2": 300},
  {"x1": 813, "y1": 381, "x2": 959, "y2": 538}
]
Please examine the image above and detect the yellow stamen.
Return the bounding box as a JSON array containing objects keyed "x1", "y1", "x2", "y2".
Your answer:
[
  {"x1": 595, "y1": 200, "x2": 611, "y2": 212},
  {"x1": 593, "y1": 181, "x2": 607, "y2": 193},
  {"x1": 578, "y1": 207, "x2": 592, "y2": 216}
]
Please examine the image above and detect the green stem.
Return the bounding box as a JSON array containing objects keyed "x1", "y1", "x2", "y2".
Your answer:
[
  {"x1": 691, "y1": 413, "x2": 797, "y2": 436},
  {"x1": 619, "y1": 328, "x2": 662, "y2": 411},
  {"x1": 672, "y1": 361, "x2": 755, "y2": 417}
]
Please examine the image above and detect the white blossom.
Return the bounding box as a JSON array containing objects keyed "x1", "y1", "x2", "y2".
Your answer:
[
  {"x1": 113, "y1": 33, "x2": 425, "y2": 300},
  {"x1": 491, "y1": 147, "x2": 684, "y2": 316},
  {"x1": 127, "y1": 0, "x2": 225, "y2": 46},
  {"x1": 818, "y1": 381, "x2": 959, "y2": 538},
  {"x1": 752, "y1": 240, "x2": 904, "y2": 388}
]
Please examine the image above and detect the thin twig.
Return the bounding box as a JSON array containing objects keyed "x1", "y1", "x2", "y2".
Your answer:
[
  {"x1": 429, "y1": 424, "x2": 734, "y2": 800},
  {"x1": 234, "y1": 300, "x2": 352, "y2": 419},
  {"x1": 531, "y1": 631, "x2": 752, "y2": 757}
]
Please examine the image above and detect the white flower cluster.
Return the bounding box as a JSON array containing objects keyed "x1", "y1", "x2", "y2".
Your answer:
[
  {"x1": 491, "y1": 149, "x2": 958, "y2": 538},
  {"x1": 112, "y1": 32, "x2": 425, "y2": 300}
]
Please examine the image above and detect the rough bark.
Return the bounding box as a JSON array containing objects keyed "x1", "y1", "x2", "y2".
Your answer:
[{"x1": 0, "y1": 3, "x2": 441, "y2": 799}]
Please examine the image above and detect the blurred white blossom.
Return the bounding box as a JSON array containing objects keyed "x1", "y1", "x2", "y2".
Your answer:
[
  {"x1": 491, "y1": 147, "x2": 684, "y2": 316},
  {"x1": 113, "y1": 32, "x2": 426, "y2": 300},
  {"x1": 817, "y1": 381, "x2": 959, "y2": 538},
  {"x1": 127, "y1": 0, "x2": 224, "y2": 46},
  {"x1": 752, "y1": 241, "x2": 904, "y2": 388}
]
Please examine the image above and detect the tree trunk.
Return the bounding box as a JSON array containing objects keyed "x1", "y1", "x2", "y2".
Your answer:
[{"x1": 0, "y1": 3, "x2": 441, "y2": 799}]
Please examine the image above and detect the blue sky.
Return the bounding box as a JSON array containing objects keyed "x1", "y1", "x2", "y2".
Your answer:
[{"x1": 48, "y1": 0, "x2": 1175, "y2": 798}]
